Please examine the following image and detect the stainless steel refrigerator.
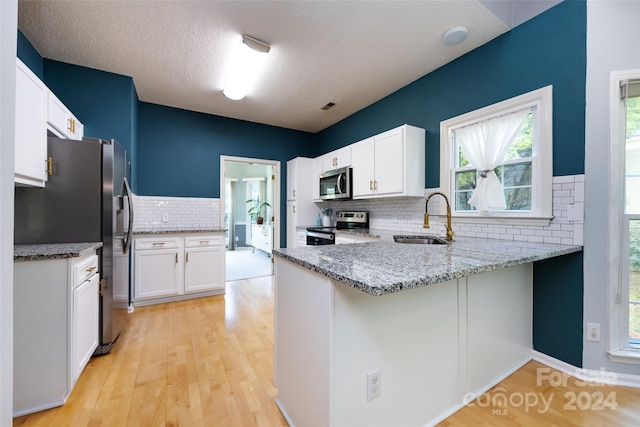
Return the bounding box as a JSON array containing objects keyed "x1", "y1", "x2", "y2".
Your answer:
[{"x1": 15, "y1": 136, "x2": 133, "y2": 356}]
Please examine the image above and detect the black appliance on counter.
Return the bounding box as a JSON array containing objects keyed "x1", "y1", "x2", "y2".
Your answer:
[
  {"x1": 306, "y1": 211, "x2": 369, "y2": 245},
  {"x1": 14, "y1": 137, "x2": 133, "y2": 356}
]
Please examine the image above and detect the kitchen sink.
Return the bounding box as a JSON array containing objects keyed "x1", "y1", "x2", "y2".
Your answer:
[{"x1": 393, "y1": 235, "x2": 449, "y2": 245}]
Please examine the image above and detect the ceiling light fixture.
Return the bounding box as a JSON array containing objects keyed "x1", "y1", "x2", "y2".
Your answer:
[
  {"x1": 223, "y1": 35, "x2": 271, "y2": 101},
  {"x1": 442, "y1": 26, "x2": 469, "y2": 46}
]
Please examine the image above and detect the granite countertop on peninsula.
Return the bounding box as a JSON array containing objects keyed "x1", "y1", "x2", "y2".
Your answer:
[
  {"x1": 273, "y1": 236, "x2": 582, "y2": 296},
  {"x1": 133, "y1": 229, "x2": 226, "y2": 235},
  {"x1": 14, "y1": 242, "x2": 103, "y2": 262}
]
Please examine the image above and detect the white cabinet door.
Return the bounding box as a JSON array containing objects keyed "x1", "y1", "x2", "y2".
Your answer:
[
  {"x1": 72, "y1": 273, "x2": 99, "y2": 383},
  {"x1": 312, "y1": 156, "x2": 323, "y2": 201},
  {"x1": 287, "y1": 158, "x2": 298, "y2": 200},
  {"x1": 374, "y1": 127, "x2": 404, "y2": 195},
  {"x1": 15, "y1": 58, "x2": 47, "y2": 187},
  {"x1": 47, "y1": 91, "x2": 84, "y2": 140},
  {"x1": 286, "y1": 201, "x2": 298, "y2": 249},
  {"x1": 351, "y1": 125, "x2": 424, "y2": 199},
  {"x1": 184, "y1": 246, "x2": 224, "y2": 293},
  {"x1": 323, "y1": 147, "x2": 352, "y2": 171},
  {"x1": 134, "y1": 248, "x2": 181, "y2": 299},
  {"x1": 351, "y1": 137, "x2": 375, "y2": 198}
]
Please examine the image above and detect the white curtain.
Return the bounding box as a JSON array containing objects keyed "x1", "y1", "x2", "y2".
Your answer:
[{"x1": 455, "y1": 109, "x2": 530, "y2": 213}]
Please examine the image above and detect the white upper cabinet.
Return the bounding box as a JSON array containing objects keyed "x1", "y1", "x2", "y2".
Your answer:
[
  {"x1": 15, "y1": 58, "x2": 48, "y2": 187},
  {"x1": 48, "y1": 91, "x2": 84, "y2": 140},
  {"x1": 322, "y1": 146, "x2": 351, "y2": 171},
  {"x1": 287, "y1": 157, "x2": 313, "y2": 201},
  {"x1": 351, "y1": 124, "x2": 425, "y2": 199},
  {"x1": 312, "y1": 157, "x2": 323, "y2": 201}
]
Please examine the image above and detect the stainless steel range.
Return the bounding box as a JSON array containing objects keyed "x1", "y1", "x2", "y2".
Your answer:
[{"x1": 306, "y1": 211, "x2": 369, "y2": 245}]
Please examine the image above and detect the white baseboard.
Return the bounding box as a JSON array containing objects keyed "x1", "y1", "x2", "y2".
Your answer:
[{"x1": 532, "y1": 350, "x2": 640, "y2": 388}]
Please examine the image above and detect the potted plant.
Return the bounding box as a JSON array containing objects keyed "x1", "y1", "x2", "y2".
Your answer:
[{"x1": 246, "y1": 197, "x2": 271, "y2": 224}]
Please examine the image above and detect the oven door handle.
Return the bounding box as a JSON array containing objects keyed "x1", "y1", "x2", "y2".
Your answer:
[{"x1": 307, "y1": 231, "x2": 335, "y2": 240}]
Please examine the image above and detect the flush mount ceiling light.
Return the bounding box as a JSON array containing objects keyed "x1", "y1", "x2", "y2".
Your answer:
[
  {"x1": 223, "y1": 34, "x2": 271, "y2": 101},
  {"x1": 442, "y1": 26, "x2": 469, "y2": 46}
]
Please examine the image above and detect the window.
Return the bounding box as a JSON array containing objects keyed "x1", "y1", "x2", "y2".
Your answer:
[
  {"x1": 609, "y1": 72, "x2": 640, "y2": 362},
  {"x1": 439, "y1": 86, "x2": 553, "y2": 225}
]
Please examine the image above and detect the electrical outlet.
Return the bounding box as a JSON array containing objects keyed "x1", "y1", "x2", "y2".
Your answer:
[
  {"x1": 367, "y1": 369, "x2": 381, "y2": 401},
  {"x1": 162, "y1": 211, "x2": 169, "y2": 223},
  {"x1": 586, "y1": 323, "x2": 600, "y2": 342}
]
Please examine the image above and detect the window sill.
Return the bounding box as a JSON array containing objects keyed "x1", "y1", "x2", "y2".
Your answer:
[
  {"x1": 608, "y1": 349, "x2": 640, "y2": 365},
  {"x1": 443, "y1": 215, "x2": 555, "y2": 227}
]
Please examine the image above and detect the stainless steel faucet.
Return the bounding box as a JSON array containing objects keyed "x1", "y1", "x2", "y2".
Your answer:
[{"x1": 424, "y1": 192, "x2": 454, "y2": 242}]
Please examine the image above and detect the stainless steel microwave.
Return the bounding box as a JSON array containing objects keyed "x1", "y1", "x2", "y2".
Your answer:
[{"x1": 319, "y1": 167, "x2": 352, "y2": 201}]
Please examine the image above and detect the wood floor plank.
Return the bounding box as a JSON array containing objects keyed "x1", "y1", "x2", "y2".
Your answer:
[{"x1": 13, "y1": 276, "x2": 639, "y2": 426}]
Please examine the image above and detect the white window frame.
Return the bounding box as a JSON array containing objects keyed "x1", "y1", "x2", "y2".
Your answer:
[
  {"x1": 608, "y1": 69, "x2": 640, "y2": 364},
  {"x1": 439, "y1": 86, "x2": 553, "y2": 225}
]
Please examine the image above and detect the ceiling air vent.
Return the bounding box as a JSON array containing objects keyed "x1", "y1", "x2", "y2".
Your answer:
[{"x1": 321, "y1": 102, "x2": 336, "y2": 111}]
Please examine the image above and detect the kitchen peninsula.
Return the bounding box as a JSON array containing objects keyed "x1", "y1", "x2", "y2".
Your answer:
[{"x1": 272, "y1": 237, "x2": 582, "y2": 426}]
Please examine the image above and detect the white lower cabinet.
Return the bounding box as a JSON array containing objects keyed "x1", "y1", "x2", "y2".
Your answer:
[
  {"x1": 72, "y1": 272, "x2": 99, "y2": 383},
  {"x1": 134, "y1": 238, "x2": 182, "y2": 300},
  {"x1": 133, "y1": 233, "x2": 225, "y2": 306},
  {"x1": 184, "y1": 235, "x2": 225, "y2": 293},
  {"x1": 14, "y1": 252, "x2": 99, "y2": 416}
]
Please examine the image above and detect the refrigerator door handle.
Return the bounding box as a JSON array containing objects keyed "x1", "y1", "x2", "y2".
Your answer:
[{"x1": 122, "y1": 177, "x2": 134, "y2": 254}]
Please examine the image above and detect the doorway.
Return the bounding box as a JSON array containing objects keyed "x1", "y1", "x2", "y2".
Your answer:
[{"x1": 220, "y1": 156, "x2": 280, "y2": 281}]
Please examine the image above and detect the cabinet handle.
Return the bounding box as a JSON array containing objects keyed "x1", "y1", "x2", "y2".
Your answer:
[
  {"x1": 85, "y1": 266, "x2": 97, "y2": 273},
  {"x1": 199, "y1": 240, "x2": 209, "y2": 245},
  {"x1": 293, "y1": 189, "x2": 296, "y2": 197},
  {"x1": 374, "y1": 180, "x2": 378, "y2": 190},
  {"x1": 293, "y1": 205, "x2": 296, "y2": 213},
  {"x1": 152, "y1": 242, "x2": 165, "y2": 246},
  {"x1": 186, "y1": 252, "x2": 189, "y2": 263},
  {"x1": 67, "y1": 117, "x2": 73, "y2": 132},
  {"x1": 99, "y1": 279, "x2": 105, "y2": 296},
  {"x1": 175, "y1": 253, "x2": 178, "y2": 263},
  {"x1": 72, "y1": 118, "x2": 76, "y2": 133},
  {"x1": 369, "y1": 180, "x2": 373, "y2": 190},
  {"x1": 46, "y1": 157, "x2": 53, "y2": 175}
]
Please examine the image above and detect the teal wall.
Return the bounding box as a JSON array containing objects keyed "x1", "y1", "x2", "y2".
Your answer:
[
  {"x1": 42, "y1": 60, "x2": 139, "y2": 190},
  {"x1": 17, "y1": 30, "x2": 42, "y2": 79},
  {"x1": 315, "y1": 0, "x2": 586, "y2": 366},
  {"x1": 137, "y1": 102, "x2": 316, "y2": 244}
]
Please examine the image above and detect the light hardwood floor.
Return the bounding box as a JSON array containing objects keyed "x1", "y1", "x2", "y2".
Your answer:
[{"x1": 14, "y1": 276, "x2": 640, "y2": 426}]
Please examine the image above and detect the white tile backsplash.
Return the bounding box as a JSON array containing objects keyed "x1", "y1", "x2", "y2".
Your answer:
[
  {"x1": 132, "y1": 195, "x2": 221, "y2": 232},
  {"x1": 323, "y1": 174, "x2": 584, "y2": 246}
]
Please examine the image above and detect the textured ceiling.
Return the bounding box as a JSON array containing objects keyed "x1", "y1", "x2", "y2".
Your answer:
[{"x1": 17, "y1": 1, "x2": 550, "y2": 133}]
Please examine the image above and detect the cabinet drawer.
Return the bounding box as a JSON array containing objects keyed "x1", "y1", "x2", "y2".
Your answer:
[
  {"x1": 72, "y1": 255, "x2": 99, "y2": 287},
  {"x1": 184, "y1": 235, "x2": 223, "y2": 248},
  {"x1": 135, "y1": 237, "x2": 181, "y2": 250}
]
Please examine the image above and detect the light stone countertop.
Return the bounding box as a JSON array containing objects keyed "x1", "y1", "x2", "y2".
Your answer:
[
  {"x1": 14, "y1": 242, "x2": 103, "y2": 261},
  {"x1": 273, "y1": 236, "x2": 582, "y2": 296}
]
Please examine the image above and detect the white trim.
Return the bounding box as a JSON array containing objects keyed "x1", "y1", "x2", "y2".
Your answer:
[
  {"x1": 533, "y1": 351, "x2": 640, "y2": 389},
  {"x1": 445, "y1": 215, "x2": 553, "y2": 227},
  {"x1": 608, "y1": 69, "x2": 640, "y2": 361},
  {"x1": 440, "y1": 86, "x2": 553, "y2": 220},
  {"x1": 608, "y1": 350, "x2": 640, "y2": 366}
]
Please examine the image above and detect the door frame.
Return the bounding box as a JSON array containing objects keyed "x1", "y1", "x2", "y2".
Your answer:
[{"x1": 220, "y1": 155, "x2": 281, "y2": 255}]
